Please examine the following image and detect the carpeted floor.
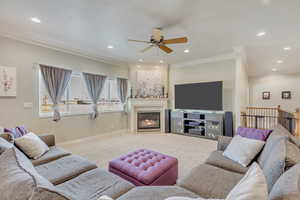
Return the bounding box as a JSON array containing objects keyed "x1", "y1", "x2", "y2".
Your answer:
[{"x1": 60, "y1": 133, "x2": 217, "y2": 178}]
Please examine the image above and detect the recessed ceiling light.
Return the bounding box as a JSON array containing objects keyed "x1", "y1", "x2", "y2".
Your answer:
[
  {"x1": 283, "y1": 46, "x2": 291, "y2": 51},
  {"x1": 184, "y1": 49, "x2": 190, "y2": 53},
  {"x1": 159, "y1": 60, "x2": 164, "y2": 64},
  {"x1": 256, "y1": 31, "x2": 266, "y2": 37},
  {"x1": 31, "y1": 17, "x2": 41, "y2": 23},
  {"x1": 107, "y1": 45, "x2": 114, "y2": 49},
  {"x1": 277, "y1": 60, "x2": 283, "y2": 64},
  {"x1": 272, "y1": 68, "x2": 278, "y2": 72},
  {"x1": 139, "y1": 59, "x2": 143, "y2": 62}
]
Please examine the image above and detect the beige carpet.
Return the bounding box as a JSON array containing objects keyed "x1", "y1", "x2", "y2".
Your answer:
[{"x1": 60, "y1": 133, "x2": 217, "y2": 178}]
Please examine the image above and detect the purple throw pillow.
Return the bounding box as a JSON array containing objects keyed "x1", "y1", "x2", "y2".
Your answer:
[
  {"x1": 4, "y1": 126, "x2": 29, "y2": 139},
  {"x1": 16, "y1": 125, "x2": 29, "y2": 136},
  {"x1": 237, "y1": 127, "x2": 272, "y2": 141}
]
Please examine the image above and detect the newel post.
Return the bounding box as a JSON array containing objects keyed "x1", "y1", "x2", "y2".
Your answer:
[
  {"x1": 293, "y1": 108, "x2": 300, "y2": 138},
  {"x1": 241, "y1": 111, "x2": 247, "y2": 128}
]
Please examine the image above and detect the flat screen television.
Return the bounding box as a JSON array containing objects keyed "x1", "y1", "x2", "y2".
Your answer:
[{"x1": 175, "y1": 81, "x2": 223, "y2": 111}]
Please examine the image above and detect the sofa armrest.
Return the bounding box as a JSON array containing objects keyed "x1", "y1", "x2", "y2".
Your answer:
[
  {"x1": 39, "y1": 134, "x2": 55, "y2": 147},
  {"x1": 217, "y1": 136, "x2": 232, "y2": 151}
]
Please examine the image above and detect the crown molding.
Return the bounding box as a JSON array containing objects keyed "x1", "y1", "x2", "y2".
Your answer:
[
  {"x1": 170, "y1": 52, "x2": 236, "y2": 68},
  {"x1": 0, "y1": 31, "x2": 130, "y2": 68}
]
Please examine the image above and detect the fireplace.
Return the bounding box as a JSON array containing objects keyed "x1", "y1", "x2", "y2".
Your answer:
[{"x1": 137, "y1": 112, "x2": 161, "y2": 131}]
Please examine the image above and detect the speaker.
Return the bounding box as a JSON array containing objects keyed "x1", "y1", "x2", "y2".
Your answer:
[
  {"x1": 165, "y1": 109, "x2": 171, "y2": 133},
  {"x1": 224, "y1": 111, "x2": 233, "y2": 137}
]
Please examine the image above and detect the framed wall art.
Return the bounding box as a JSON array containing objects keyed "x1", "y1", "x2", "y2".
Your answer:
[
  {"x1": 0, "y1": 66, "x2": 17, "y2": 97},
  {"x1": 262, "y1": 91, "x2": 270, "y2": 100}
]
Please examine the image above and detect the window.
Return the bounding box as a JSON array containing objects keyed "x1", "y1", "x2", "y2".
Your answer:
[{"x1": 39, "y1": 71, "x2": 123, "y2": 117}]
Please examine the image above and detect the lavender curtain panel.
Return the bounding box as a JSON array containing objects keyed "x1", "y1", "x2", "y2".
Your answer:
[
  {"x1": 117, "y1": 78, "x2": 128, "y2": 112},
  {"x1": 82, "y1": 72, "x2": 107, "y2": 119},
  {"x1": 40, "y1": 65, "x2": 72, "y2": 122}
]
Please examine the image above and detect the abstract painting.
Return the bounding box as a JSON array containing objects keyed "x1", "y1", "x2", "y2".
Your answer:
[
  {"x1": 0, "y1": 66, "x2": 17, "y2": 97},
  {"x1": 136, "y1": 69, "x2": 163, "y2": 97}
]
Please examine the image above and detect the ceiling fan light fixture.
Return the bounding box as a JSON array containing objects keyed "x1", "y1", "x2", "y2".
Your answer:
[{"x1": 31, "y1": 17, "x2": 41, "y2": 23}]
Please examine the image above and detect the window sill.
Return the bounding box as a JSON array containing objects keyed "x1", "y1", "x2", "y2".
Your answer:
[{"x1": 39, "y1": 110, "x2": 125, "y2": 119}]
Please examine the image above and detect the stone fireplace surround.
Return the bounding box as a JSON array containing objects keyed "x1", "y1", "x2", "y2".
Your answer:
[{"x1": 128, "y1": 98, "x2": 168, "y2": 133}]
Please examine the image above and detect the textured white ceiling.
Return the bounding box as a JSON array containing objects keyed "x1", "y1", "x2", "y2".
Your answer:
[{"x1": 0, "y1": 0, "x2": 299, "y2": 76}]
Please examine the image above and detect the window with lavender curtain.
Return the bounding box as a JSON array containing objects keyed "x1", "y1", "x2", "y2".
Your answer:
[
  {"x1": 82, "y1": 72, "x2": 107, "y2": 119},
  {"x1": 39, "y1": 65, "x2": 72, "y2": 122},
  {"x1": 117, "y1": 78, "x2": 128, "y2": 112}
]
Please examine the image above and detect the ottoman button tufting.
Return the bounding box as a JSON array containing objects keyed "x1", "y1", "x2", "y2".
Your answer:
[{"x1": 109, "y1": 149, "x2": 178, "y2": 186}]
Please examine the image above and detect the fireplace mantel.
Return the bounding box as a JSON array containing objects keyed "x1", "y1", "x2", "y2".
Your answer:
[{"x1": 128, "y1": 98, "x2": 169, "y2": 133}]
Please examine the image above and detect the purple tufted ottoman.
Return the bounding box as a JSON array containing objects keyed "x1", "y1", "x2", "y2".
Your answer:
[{"x1": 109, "y1": 149, "x2": 178, "y2": 186}]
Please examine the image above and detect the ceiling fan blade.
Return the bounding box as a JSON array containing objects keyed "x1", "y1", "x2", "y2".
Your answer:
[
  {"x1": 159, "y1": 45, "x2": 173, "y2": 54},
  {"x1": 128, "y1": 39, "x2": 151, "y2": 43},
  {"x1": 163, "y1": 37, "x2": 188, "y2": 44},
  {"x1": 153, "y1": 28, "x2": 162, "y2": 41},
  {"x1": 140, "y1": 45, "x2": 154, "y2": 53}
]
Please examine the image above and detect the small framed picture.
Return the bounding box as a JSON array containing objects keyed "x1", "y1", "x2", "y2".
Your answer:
[
  {"x1": 262, "y1": 92, "x2": 271, "y2": 100},
  {"x1": 282, "y1": 91, "x2": 291, "y2": 99}
]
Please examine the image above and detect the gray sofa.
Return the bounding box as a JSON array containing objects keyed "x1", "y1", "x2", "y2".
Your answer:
[
  {"x1": 1, "y1": 124, "x2": 300, "y2": 200},
  {"x1": 118, "y1": 125, "x2": 300, "y2": 200}
]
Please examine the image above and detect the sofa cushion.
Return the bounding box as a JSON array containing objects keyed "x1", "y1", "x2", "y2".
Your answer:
[
  {"x1": 117, "y1": 186, "x2": 200, "y2": 200},
  {"x1": 31, "y1": 146, "x2": 71, "y2": 166},
  {"x1": 205, "y1": 151, "x2": 248, "y2": 174},
  {"x1": 258, "y1": 136, "x2": 287, "y2": 193},
  {"x1": 177, "y1": 164, "x2": 243, "y2": 199},
  {"x1": 269, "y1": 163, "x2": 300, "y2": 200},
  {"x1": 15, "y1": 132, "x2": 50, "y2": 159},
  {"x1": 0, "y1": 137, "x2": 13, "y2": 154},
  {"x1": 0, "y1": 148, "x2": 71, "y2": 200},
  {"x1": 223, "y1": 135, "x2": 265, "y2": 167},
  {"x1": 237, "y1": 127, "x2": 272, "y2": 141},
  {"x1": 35, "y1": 155, "x2": 97, "y2": 185},
  {"x1": 57, "y1": 168, "x2": 134, "y2": 200}
]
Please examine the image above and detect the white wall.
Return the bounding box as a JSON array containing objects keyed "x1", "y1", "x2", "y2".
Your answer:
[
  {"x1": 169, "y1": 59, "x2": 236, "y2": 112},
  {"x1": 0, "y1": 36, "x2": 129, "y2": 142},
  {"x1": 250, "y1": 74, "x2": 300, "y2": 112}
]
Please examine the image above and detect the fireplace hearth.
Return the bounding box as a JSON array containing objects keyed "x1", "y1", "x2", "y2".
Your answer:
[{"x1": 137, "y1": 112, "x2": 160, "y2": 131}]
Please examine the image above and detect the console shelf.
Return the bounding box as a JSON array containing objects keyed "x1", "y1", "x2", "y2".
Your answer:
[{"x1": 171, "y1": 110, "x2": 224, "y2": 140}]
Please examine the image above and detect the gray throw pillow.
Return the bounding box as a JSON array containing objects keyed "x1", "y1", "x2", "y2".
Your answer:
[
  {"x1": 269, "y1": 163, "x2": 300, "y2": 200},
  {"x1": 0, "y1": 137, "x2": 13, "y2": 154},
  {"x1": 285, "y1": 140, "x2": 300, "y2": 170},
  {"x1": 258, "y1": 136, "x2": 287, "y2": 193},
  {"x1": 289, "y1": 136, "x2": 300, "y2": 148},
  {"x1": 0, "y1": 148, "x2": 72, "y2": 200}
]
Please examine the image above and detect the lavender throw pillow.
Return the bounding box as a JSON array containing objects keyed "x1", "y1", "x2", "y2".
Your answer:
[
  {"x1": 237, "y1": 127, "x2": 272, "y2": 141},
  {"x1": 4, "y1": 126, "x2": 28, "y2": 139}
]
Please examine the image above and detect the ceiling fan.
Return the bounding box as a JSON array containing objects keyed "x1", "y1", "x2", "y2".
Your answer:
[{"x1": 128, "y1": 28, "x2": 188, "y2": 54}]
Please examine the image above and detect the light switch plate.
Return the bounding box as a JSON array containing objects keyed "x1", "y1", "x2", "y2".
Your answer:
[{"x1": 24, "y1": 102, "x2": 33, "y2": 109}]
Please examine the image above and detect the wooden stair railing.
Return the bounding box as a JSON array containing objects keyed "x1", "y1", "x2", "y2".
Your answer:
[{"x1": 241, "y1": 106, "x2": 300, "y2": 138}]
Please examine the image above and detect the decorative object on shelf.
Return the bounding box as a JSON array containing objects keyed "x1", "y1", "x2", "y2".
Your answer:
[
  {"x1": 282, "y1": 91, "x2": 291, "y2": 99},
  {"x1": 262, "y1": 91, "x2": 271, "y2": 100},
  {"x1": 0, "y1": 66, "x2": 17, "y2": 97}
]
